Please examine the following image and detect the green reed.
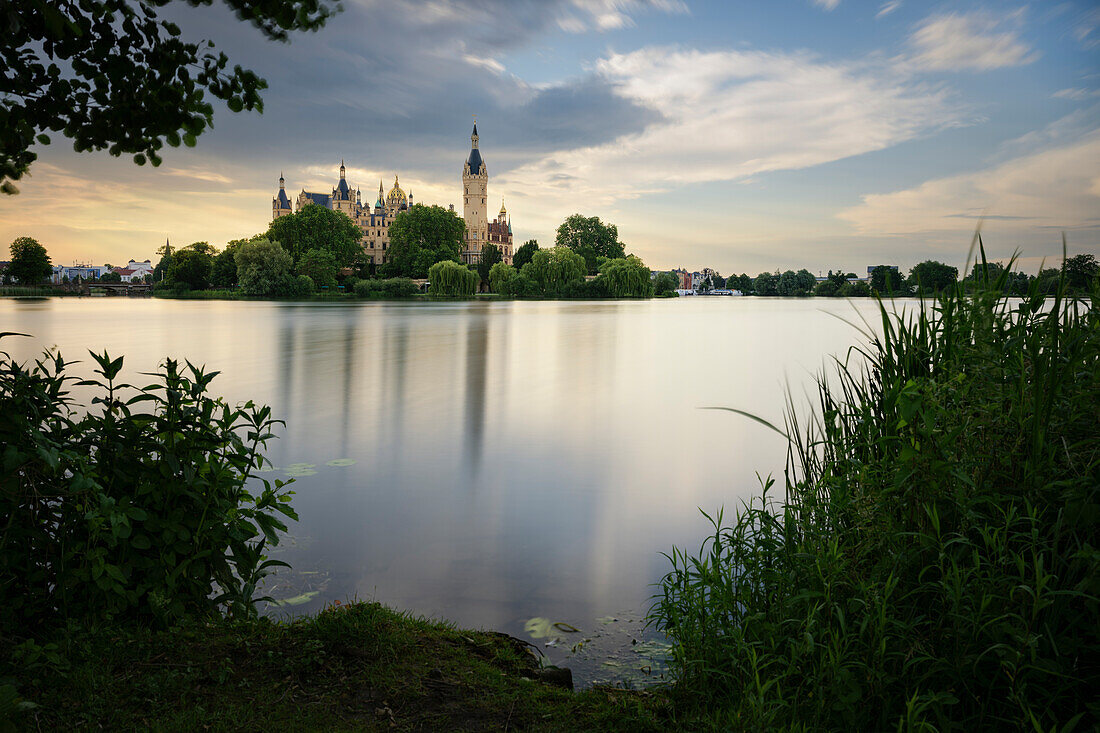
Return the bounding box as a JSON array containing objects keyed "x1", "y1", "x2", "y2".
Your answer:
[{"x1": 652, "y1": 240, "x2": 1099, "y2": 730}]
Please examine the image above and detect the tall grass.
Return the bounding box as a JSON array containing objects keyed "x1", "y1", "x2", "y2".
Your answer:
[{"x1": 652, "y1": 244, "x2": 1099, "y2": 730}]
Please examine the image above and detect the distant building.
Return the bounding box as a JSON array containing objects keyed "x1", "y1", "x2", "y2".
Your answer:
[
  {"x1": 113, "y1": 259, "x2": 153, "y2": 282},
  {"x1": 52, "y1": 264, "x2": 109, "y2": 283},
  {"x1": 271, "y1": 124, "x2": 513, "y2": 268}
]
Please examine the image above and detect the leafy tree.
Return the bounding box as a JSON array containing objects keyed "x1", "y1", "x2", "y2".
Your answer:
[
  {"x1": 265, "y1": 204, "x2": 361, "y2": 267},
  {"x1": 234, "y1": 238, "x2": 293, "y2": 296},
  {"x1": 753, "y1": 271, "x2": 778, "y2": 296},
  {"x1": 297, "y1": 248, "x2": 338, "y2": 289},
  {"x1": 513, "y1": 240, "x2": 539, "y2": 270},
  {"x1": 796, "y1": 269, "x2": 816, "y2": 294},
  {"x1": 870, "y1": 266, "x2": 902, "y2": 295},
  {"x1": 653, "y1": 271, "x2": 679, "y2": 296},
  {"x1": 908, "y1": 260, "x2": 958, "y2": 295},
  {"x1": 7, "y1": 236, "x2": 52, "y2": 284},
  {"x1": 521, "y1": 246, "x2": 587, "y2": 296},
  {"x1": 814, "y1": 280, "x2": 840, "y2": 297},
  {"x1": 1035, "y1": 267, "x2": 1062, "y2": 295},
  {"x1": 99, "y1": 271, "x2": 122, "y2": 283},
  {"x1": 167, "y1": 248, "x2": 213, "y2": 290},
  {"x1": 186, "y1": 241, "x2": 218, "y2": 257},
  {"x1": 732, "y1": 273, "x2": 753, "y2": 294},
  {"x1": 965, "y1": 261, "x2": 1005, "y2": 288},
  {"x1": 599, "y1": 256, "x2": 653, "y2": 298},
  {"x1": 555, "y1": 215, "x2": 625, "y2": 272},
  {"x1": 488, "y1": 262, "x2": 518, "y2": 294},
  {"x1": 776, "y1": 270, "x2": 800, "y2": 296},
  {"x1": 428, "y1": 260, "x2": 477, "y2": 297},
  {"x1": 211, "y1": 239, "x2": 247, "y2": 288},
  {"x1": 1063, "y1": 253, "x2": 1099, "y2": 291},
  {"x1": 839, "y1": 280, "x2": 871, "y2": 297},
  {"x1": 826, "y1": 270, "x2": 849, "y2": 288},
  {"x1": 477, "y1": 243, "x2": 503, "y2": 285},
  {"x1": 381, "y1": 204, "x2": 465, "y2": 278},
  {"x1": 153, "y1": 253, "x2": 173, "y2": 283},
  {"x1": 3, "y1": 0, "x2": 337, "y2": 194}
]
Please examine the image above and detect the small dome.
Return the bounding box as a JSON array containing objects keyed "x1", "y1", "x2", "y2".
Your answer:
[{"x1": 386, "y1": 175, "x2": 407, "y2": 208}]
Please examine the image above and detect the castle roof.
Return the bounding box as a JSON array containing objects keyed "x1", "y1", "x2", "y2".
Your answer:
[
  {"x1": 334, "y1": 177, "x2": 351, "y2": 201},
  {"x1": 466, "y1": 147, "x2": 483, "y2": 173},
  {"x1": 276, "y1": 188, "x2": 291, "y2": 208},
  {"x1": 302, "y1": 191, "x2": 331, "y2": 208}
]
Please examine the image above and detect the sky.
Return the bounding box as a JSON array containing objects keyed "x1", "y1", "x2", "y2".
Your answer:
[{"x1": 2, "y1": 0, "x2": 1099, "y2": 276}]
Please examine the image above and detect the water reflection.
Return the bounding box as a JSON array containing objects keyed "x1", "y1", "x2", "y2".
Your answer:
[{"x1": 2, "y1": 296, "x2": 899, "y2": 684}]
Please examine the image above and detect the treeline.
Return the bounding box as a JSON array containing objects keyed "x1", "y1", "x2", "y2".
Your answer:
[
  {"x1": 688, "y1": 254, "x2": 1100, "y2": 296},
  {"x1": 153, "y1": 206, "x2": 664, "y2": 299}
]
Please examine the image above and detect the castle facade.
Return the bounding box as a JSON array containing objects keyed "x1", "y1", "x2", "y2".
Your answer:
[{"x1": 272, "y1": 125, "x2": 512, "y2": 267}]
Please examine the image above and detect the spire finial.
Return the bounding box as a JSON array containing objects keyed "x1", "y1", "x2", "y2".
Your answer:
[
  {"x1": 471, "y1": 120, "x2": 479, "y2": 149},
  {"x1": 279, "y1": 171, "x2": 285, "y2": 188},
  {"x1": 340, "y1": 160, "x2": 345, "y2": 179}
]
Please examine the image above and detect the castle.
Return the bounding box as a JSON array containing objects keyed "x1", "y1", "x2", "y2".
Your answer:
[{"x1": 272, "y1": 124, "x2": 513, "y2": 267}]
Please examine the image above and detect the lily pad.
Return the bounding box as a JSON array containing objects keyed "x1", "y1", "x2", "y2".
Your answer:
[
  {"x1": 271, "y1": 590, "x2": 320, "y2": 606},
  {"x1": 325, "y1": 458, "x2": 357, "y2": 467},
  {"x1": 254, "y1": 466, "x2": 281, "y2": 473},
  {"x1": 286, "y1": 463, "x2": 316, "y2": 470},
  {"x1": 285, "y1": 468, "x2": 318, "y2": 477}
]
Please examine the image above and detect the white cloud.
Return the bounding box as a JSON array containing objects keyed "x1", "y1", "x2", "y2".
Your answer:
[
  {"x1": 876, "y1": 1, "x2": 901, "y2": 19},
  {"x1": 559, "y1": 0, "x2": 688, "y2": 33},
  {"x1": 813, "y1": 0, "x2": 840, "y2": 10},
  {"x1": 1053, "y1": 88, "x2": 1100, "y2": 101},
  {"x1": 908, "y1": 11, "x2": 1038, "y2": 71},
  {"x1": 499, "y1": 46, "x2": 966, "y2": 210},
  {"x1": 837, "y1": 127, "x2": 1100, "y2": 236}
]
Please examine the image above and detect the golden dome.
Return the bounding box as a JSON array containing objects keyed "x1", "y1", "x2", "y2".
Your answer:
[{"x1": 386, "y1": 175, "x2": 407, "y2": 208}]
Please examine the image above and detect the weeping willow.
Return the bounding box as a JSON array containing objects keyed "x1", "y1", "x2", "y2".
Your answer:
[
  {"x1": 428, "y1": 260, "x2": 478, "y2": 297},
  {"x1": 600, "y1": 255, "x2": 653, "y2": 298}
]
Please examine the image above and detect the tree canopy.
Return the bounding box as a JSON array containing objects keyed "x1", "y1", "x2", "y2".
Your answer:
[
  {"x1": 382, "y1": 204, "x2": 465, "y2": 278},
  {"x1": 428, "y1": 260, "x2": 477, "y2": 297},
  {"x1": 908, "y1": 260, "x2": 958, "y2": 294},
  {"x1": 753, "y1": 272, "x2": 778, "y2": 296},
  {"x1": 297, "y1": 248, "x2": 338, "y2": 289},
  {"x1": 265, "y1": 204, "x2": 361, "y2": 268},
  {"x1": 555, "y1": 215, "x2": 624, "y2": 272},
  {"x1": 234, "y1": 237, "x2": 294, "y2": 296},
  {"x1": 8, "y1": 237, "x2": 52, "y2": 284},
  {"x1": 513, "y1": 240, "x2": 539, "y2": 270},
  {"x1": 477, "y1": 243, "x2": 502, "y2": 285},
  {"x1": 1063, "y1": 253, "x2": 1099, "y2": 291},
  {"x1": 167, "y1": 246, "x2": 214, "y2": 290},
  {"x1": 521, "y1": 246, "x2": 587, "y2": 296},
  {"x1": 870, "y1": 266, "x2": 903, "y2": 295},
  {"x1": 3, "y1": 0, "x2": 337, "y2": 194},
  {"x1": 599, "y1": 255, "x2": 653, "y2": 298}
]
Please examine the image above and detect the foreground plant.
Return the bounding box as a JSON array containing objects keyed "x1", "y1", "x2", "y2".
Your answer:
[
  {"x1": 0, "y1": 335, "x2": 296, "y2": 632},
  {"x1": 653, "y1": 247, "x2": 1099, "y2": 730}
]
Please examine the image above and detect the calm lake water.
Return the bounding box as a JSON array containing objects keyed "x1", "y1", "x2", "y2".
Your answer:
[{"x1": 2, "y1": 296, "x2": 900, "y2": 685}]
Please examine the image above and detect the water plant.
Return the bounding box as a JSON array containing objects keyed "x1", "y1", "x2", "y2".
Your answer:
[{"x1": 652, "y1": 243, "x2": 1100, "y2": 729}]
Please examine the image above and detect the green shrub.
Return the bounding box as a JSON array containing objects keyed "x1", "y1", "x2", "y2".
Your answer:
[
  {"x1": 381, "y1": 278, "x2": 419, "y2": 298},
  {"x1": 0, "y1": 338, "x2": 296, "y2": 633},
  {"x1": 354, "y1": 278, "x2": 419, "y2": 298},
  {"x1": 652, "y1": 250, "x2": 1099, "y2": 729},
  {"x1": 428, "y1": 260, "x2": 477, "y2": 297}
]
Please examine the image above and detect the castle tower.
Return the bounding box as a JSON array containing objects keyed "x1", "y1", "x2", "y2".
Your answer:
[
  {"x1": 331, "y1": 159, "x2": 357, "y2": 216},
  {"x1": 272, "y1": 172, "x2": 292, "y2": 220},
  {"x1": 462, "y1": 123, "x2": 488, "y2": 264}
]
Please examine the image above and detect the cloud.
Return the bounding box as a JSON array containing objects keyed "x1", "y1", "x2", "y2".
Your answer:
[
  {"x1": 499, "y1": 46, "x2": 968, "y2": 209},
  {"x1": 876, "y1": 1, "x2": 901, "y2": 19},
  {"x1": 837, "y1": 125, "x2": 1100, "y2": 237},
  {"x1": 907, "y1": 11, "x2": 1038, "y2": 71},
  {"x1": 1053, "y1": 88, "x2": 1100, "y2": 101},
  {"x1": 812, "y1": 0, "x2": 840, "y2": 10}
]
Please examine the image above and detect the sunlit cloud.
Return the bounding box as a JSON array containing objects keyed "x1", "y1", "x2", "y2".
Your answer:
[
  {"x1": 812, "y1": 0, "x2": 840, "y2": 11},
  {"x1": 837, "y1": 126, "x2": 1100, "y2": 236},
  {"x1": 500, "y1": 46, "x2": 968, "y2": 210},
  {"x1": 907, "y1": 11, "x2": 1039, "y2": 71},
  {"x1": 876, "y1": 1, "x2": 901, "y2": 19}
]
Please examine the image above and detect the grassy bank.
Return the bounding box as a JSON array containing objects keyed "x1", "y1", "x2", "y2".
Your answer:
[
  {"x1": 5, "y1": 602, "x2": 668, "y2": 731},
  {"x1": 651, "y1": 252, "x2": 1100, "y2": 730}
]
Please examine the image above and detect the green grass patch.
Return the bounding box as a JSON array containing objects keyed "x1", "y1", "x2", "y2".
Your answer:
[{"x1": 5, "y1": 602, "x2": 669, "y2": 731}]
